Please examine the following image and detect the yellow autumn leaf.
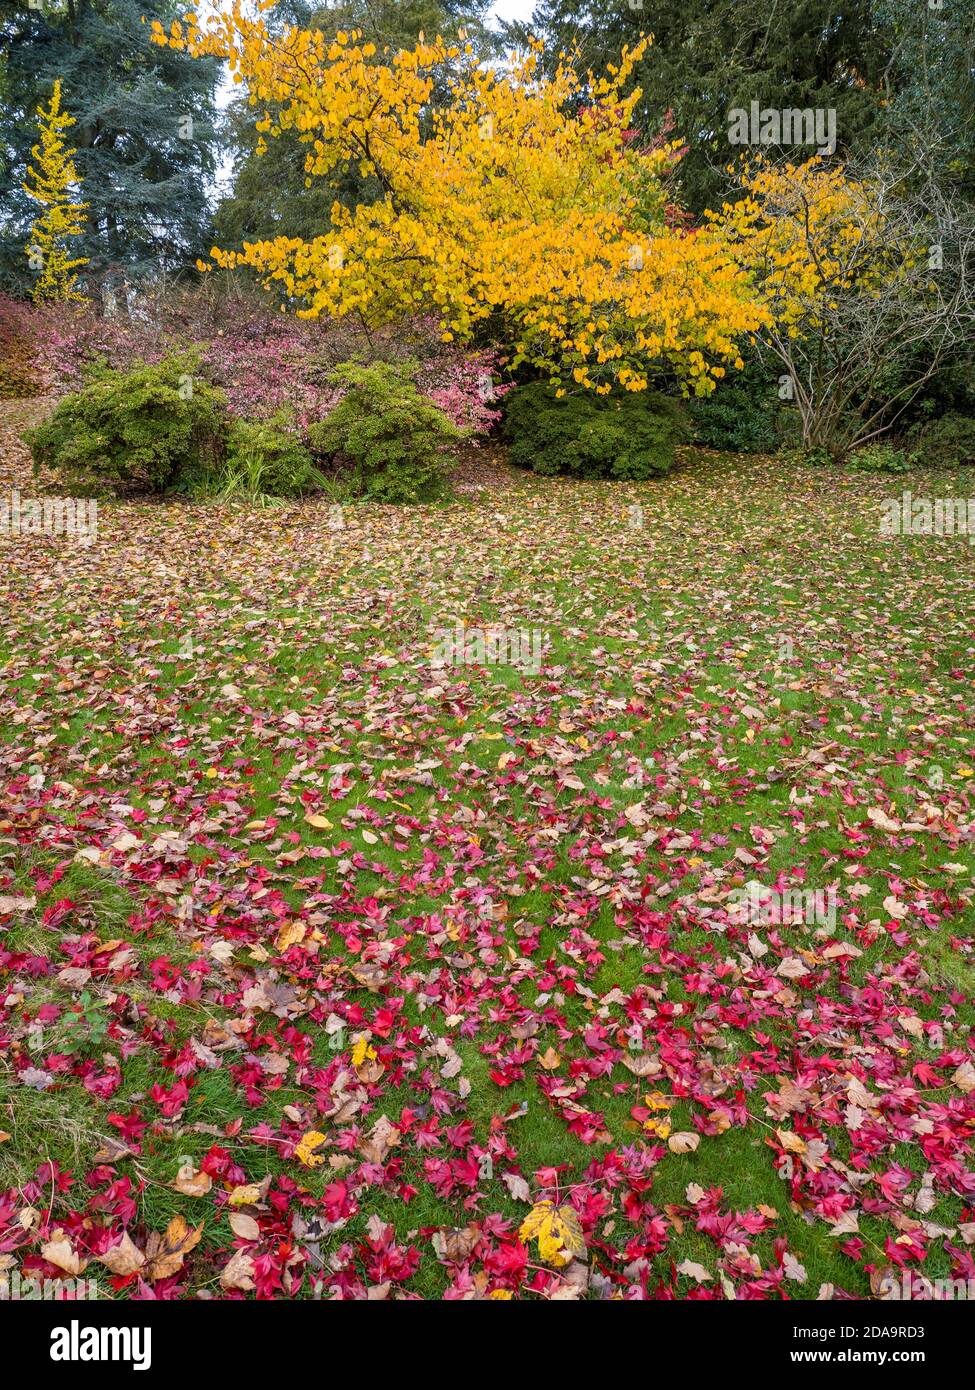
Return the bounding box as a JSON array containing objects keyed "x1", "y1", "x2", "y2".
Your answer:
[
  {"x1": 295, "y1": 1131, "x2": 327, "y2": 1167},
  {"x1": 351, "y1": 1037, "x2": 377, "y2": 1068},
  {"x1": 518, "y1": 1201, "x2": 587, "y2": 1268},
  {"x1": 275, "y1": 921, "x2": 306, "y2": 950},
  {"x1": 644, "y1": 1090, "x2": 673, "y2": 1111},
  {"x1": 228, "y1": 1183, "x2": 263, "y2": 1206}
]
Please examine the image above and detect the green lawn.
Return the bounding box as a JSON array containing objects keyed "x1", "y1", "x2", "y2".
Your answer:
[{"x1": 2, "y1": 416, "x2": 974, "y2": 1299}]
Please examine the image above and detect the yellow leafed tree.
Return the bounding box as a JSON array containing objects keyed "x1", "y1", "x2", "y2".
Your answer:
[
  {"x1": 23, "y1": 79, "x2": 89, "y2": 304},
  {"x1": 151, "y1": 6, "x2": 767, "y2": 395},
  {"x1": 706, "y1": 158, "x2": 886, "y2": 339},
  {"x1": 708, "y1": 156, "x2": 971, "y2": 458}
]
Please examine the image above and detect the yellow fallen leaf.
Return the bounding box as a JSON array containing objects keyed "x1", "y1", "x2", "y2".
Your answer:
[
  {"x1": 644, "y1": 1117, "x2": 672, "y2": 1139},
  {"x1": 228, "y1": 1183, "x2": 263, "y2": 1206},
  {"x1": 644, "y1": 1090, "x2": 672, "y2": 1111},
  {"x1": 295, "y1": 1130, "x2": 327, "y2": 1167},
  {"x1": 519, "y1": 1201, "x2": 587, "y2": 1268},
  {"x1": 144, "y1": 1215, "x2": 203, "y2": 1282},
  {"x1": 351, "y1": 1038, "x2": 377, "y2": 1069},
  {"x1": 275, "y1": 921, "x2": 306, "y2": 951}
]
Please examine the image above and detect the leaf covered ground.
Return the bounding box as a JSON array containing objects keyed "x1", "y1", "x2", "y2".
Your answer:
[{"x1": 2, "y1": 400, "x2": 975, "y2": 1300}]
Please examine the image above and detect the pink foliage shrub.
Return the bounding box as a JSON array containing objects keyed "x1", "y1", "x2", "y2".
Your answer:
[
  {"x1": 6, "y1": 285, "x2": 507, "y2": 436},
  {"x1": 29, "y1": 303, "x2": 165, "y2": 394}
]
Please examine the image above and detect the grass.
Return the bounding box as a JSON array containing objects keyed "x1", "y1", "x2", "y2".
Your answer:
[{"x1": 1, "y1": 431, "x2": 975, "y2": 1299}]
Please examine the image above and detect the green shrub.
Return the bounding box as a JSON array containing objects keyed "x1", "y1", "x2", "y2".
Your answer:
[
  {"x1": 210, "y1": 415, "x2": 326, "y2": 499},
  {"x1": 848, "y1": 442, "x2": 916, "y2": 473},
  {"x1": 781, "y1": 444, "x2": 834, "y2": 469},
  {"x1": 26, "y1": 353, "x2": 228, "y2": 494},
  {"x1": 501, "y1": 382, "x2": 688, "y2": 479},
  {"x1": 907, "y1": 412, "x2": 975, "y2": 467},
  {"x1": 689, "y1": 362, "x2": 780, "y2": 453},
  {"x1": 880, "y1": 353, "x2": 975, "y2": 430},
  {"x1": 307, "y1": 361, "x2": 462, "y2": 503}
]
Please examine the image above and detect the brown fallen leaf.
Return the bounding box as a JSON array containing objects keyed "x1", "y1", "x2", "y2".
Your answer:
[
  {"x1": 776, "y1": 1128, "x2": 807, "y2": 1154},
  {"x1": 359, "y1": 1114, "x2": 402, "y2": 1165},
  {"x1": 952, "y1": 1060, "x2": 975, "y2": 1093},
  {"x1": 776, "y1": 956, "x2": 809, "y2": 979},
  {"x1": 40, "y1": 1236, "x2": 86, "y2": 1276},
  {"x1": 667, "y1": 1131, "x2": 700, "y2": 1154},
  {"x1": 501, "y1": 1171, "x2": 531, "y2": 1203},
  {"x1": 144, "y1": 1214, "x2": 204, "y2": 1282},
  {"x1": 229, "y1": 1211, "x2": 260, "y2": 1241},
  {"x1": 0, "y1": 895, "x2": 36, "y2": 914},
  {"x1": 174, "y1": 1164, "x2": 213, "y2": 1197},
  {"x1": 620, "y1": 1052, "x2": 661, "y2": 1076},
  {"x1": 98, "y1": 1231, "x2": 146, "y2": 1276},
  {"x1": 275, "y1": 921, "x2": 306, "y2": 951},
  {"x1": 220, "y1": 1249, "x2": 256, "y2": 1291},
  {"x1": 56, "y1": 966, "x2": 92, "y2": 989}
]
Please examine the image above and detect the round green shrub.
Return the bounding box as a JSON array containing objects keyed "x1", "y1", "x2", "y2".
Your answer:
[
  {"x1": 501, "y1": 382, "x2": 688, "y2": 479},
  {"x1": 307, "y1": 361, "x2": 462, "y2": 503},
  {"x1": 26, "y1": 353, "x2": 228, "y2": 494},
  {"x1": 779, "y1": 443, "x2": 835, "y2": 468},
  {"x1": 685, "y1": 350, "x2": 783, "y2": 454},
  {"x1": 216, "y1": 416, "x2": 325, "y2": 498},
  {"x1": 689, "y1": 385, "x2": 780, "y2": 453}
]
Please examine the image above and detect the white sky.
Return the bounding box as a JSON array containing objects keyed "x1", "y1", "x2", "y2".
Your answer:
[{"x1": 487, "y1": 0, "x2": 535, "y2": 22}]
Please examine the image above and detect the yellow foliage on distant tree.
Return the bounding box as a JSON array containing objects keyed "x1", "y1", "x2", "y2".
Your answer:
[
  {"x1": 707, "y1": 157, "x2": 888, "y2": 338},
  {"x1": 151, "y1": 6, "x2": 768, "y2": 395},
  {"x1": 23, "y1": 79, "x2": 88, "y2": 304},
  {"x1": 708, "y1": 155, "x2": 972, "y2": 457}
]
